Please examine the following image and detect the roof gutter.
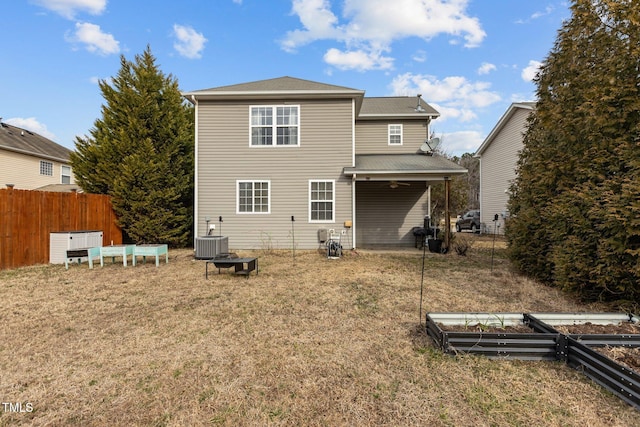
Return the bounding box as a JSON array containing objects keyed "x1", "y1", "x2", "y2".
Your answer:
[{"x1": 0, "y1": 145, "x2": 70, "y2": 164}]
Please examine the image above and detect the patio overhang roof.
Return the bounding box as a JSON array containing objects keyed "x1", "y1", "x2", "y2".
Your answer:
[{"x1": 343, "y1": 154, "x2": 467, "y2": 182}]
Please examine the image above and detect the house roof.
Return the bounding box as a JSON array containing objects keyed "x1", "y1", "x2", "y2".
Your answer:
[
  {"x1": 187, "y1": 76, "x2": 362, "y2": 94},
  {"x1": 184, "y1": 77, "x2": 442, "y2": 121},
  {"x1": 359, "y1": 97, "x2": 439, "y2": 120},
  {"x1": 35, "y1": 184, "x2": 83, "y2": 193},
  {"x1": 183, "y1": 76, "x2": 366, "y2": 111},
  {"x1": 475, "y1": 102, "x2": 536, "y2": 156},
  {"x1": 0, "y1": 121, "x2": 72, "y2": 163},
  {"x1": 344, "y1": 154, "x2": 467, "y2": 181}
]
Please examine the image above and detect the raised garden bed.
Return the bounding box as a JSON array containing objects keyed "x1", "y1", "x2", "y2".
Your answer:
[
  {"x1": 426, "y1": 312, "x2": 640, "y2": 410},
  {"x1": 525, "y1": 312, "x2": 640, "y2": 348},
  {"x1": 426, "y1": 312, "x2": 561, "y2": 361}
]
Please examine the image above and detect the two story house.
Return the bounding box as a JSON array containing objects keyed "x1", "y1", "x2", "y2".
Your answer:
[
  {"x1": 184, "y1": 77, "x2": 466, "y2": 250},
  {"x1": 475, "y1": 102, "x2": 535, "y2": 234},
  {"x1": 0, "y1": 120, "x2": 75, "y2": 190}
]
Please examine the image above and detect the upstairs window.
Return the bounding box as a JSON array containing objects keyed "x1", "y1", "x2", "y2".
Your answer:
[
  {"x1": 61, "y1": 165, "x2": 71, "y2": 184},
  {"x1": 250, "y1": 105, "x2": 299, "y2": 146},
  {"x1": 388, "y1": 124, "x2": 403, "y2": 145},
  {"x1": 40, "y1": 161, "x2": 53, "y2": 176},
  {"x1": 309, "y1": 180, "x2": 334, "y2": 222},
  {"x1": 237, "y1": 180, "x2": 270, "y2": 213}
]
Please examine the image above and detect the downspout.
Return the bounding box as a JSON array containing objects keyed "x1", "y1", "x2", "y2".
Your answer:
[
  {"x1": 351, "y1": 174, "x2": 356, "y2": 249},
  {"x1": 192, "y1": 95, "x2": 199, "y2": 245},
  {"x1": 351, "y1": 98, "x2": 356, "y2": 249}
]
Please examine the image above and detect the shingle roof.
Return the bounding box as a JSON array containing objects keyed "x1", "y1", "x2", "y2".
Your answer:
[
  {"x1": 184, "y1": 76, "x2": 440, "y2": 120},
  {"x1": 185, "y1": 76, "x2": 364, "y2": 96},
  {"x1": 359, "y1": 97, "x2": 439, "y2": 118},
  {"x1": 344, "y1": 154, "x2": 467, "y2": 177},
  {"x1": 0, "y1": 122, "x2": 71, "y2": 162}
]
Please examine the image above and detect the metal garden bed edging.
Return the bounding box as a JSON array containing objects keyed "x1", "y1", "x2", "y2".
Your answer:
[
  {"x1": 425, "y1": 311, "x2": 640, "y2": 411},
  {"x1": 425, "y1": 312, "x2": 560, "y2": 361},
  {"x1": 525, "y1": 313, "x2": 640, "y2": 348},
  {"x1": 565, "y1": 336, "x2": 640, "y2": 410}
]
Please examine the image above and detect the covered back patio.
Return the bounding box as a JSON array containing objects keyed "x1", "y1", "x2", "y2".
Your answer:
[{"x1": 344, "y1": 154, "x2": 467, "y2": 250}]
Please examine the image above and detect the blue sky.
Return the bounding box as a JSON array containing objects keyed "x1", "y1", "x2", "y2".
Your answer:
[{"x1": 1, "y1": 0, "x2": 569, "y2": 156}]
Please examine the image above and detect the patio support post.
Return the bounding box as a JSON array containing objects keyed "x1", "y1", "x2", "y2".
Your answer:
[{"x1": 444, "y1": 177, "x2": 450, "y2": 250}]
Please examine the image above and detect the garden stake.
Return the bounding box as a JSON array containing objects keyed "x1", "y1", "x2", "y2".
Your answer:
[
  {"x1": 291, "y1": 215, "x2": 295, "y2": 265},
  {"x1": 419, "y1": 236, "x2": 426, "y2": 325},
  {"x1": 491, "y1": 214, "x2": 498, "y2": 272}
]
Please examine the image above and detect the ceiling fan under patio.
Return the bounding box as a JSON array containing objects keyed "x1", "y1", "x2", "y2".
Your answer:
[{"x1": 386, "y1": 180, "x2": 410, "y2": 189}]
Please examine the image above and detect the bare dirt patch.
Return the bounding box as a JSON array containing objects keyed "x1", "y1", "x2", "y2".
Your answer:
[
  {"x1": 0, "y1": 246, "x2": 637, "y2": 426},
  {"x1": 553, "y1": 322, "x2": 640, "y2": 335},
  {"x1": 596, "y1": 347, "x2": 640, "y2": 372}
]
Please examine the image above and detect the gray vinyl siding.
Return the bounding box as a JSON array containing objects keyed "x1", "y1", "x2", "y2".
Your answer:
[
  {"x1": 196, "y1": 98, "x2": 354, "y2": 249},
  {"x1": 479, "y1": 108, "x2": 529, "y2": 234},
  {"x1": 356, "y1": 181, "x2": 428, "y2": 247},
  {"x1": 355, "y1": 120, "x2": 429, "y2": 154}
]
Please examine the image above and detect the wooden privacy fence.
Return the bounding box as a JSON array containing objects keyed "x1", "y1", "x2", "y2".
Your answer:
[{"x1": 0, "y1": 188, "x2": 122, "y2": 270}]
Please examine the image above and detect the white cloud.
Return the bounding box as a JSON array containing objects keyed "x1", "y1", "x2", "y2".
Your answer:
[
  {"x1": 172, "y1": 24, "x2": 207, "y2": 59},
  {"x1": 521, "y1": 60, "x2": 543, "y2": 81},
  {"x1": 412, "y1": 50, "x2": 427, "y2": 63},
  {"x1": 390, "y1": 72, "x2": 501, "y2": 123},
  {"x1": 66, "y1": 22, "x2": 120, "y2": 55},
  {"x1": 531, "y1": 5, "x2": 554, "y2": 20},
  {"x1": 5, "y1": 117, "x2": 57, "y2": 141},
  {"x1": 439, "y1": 130, "x2": 485, "y2": 155},
  {"x1": 477, "y1": 62, "x2": 496, "y2": 75},
  {"x1": 515, "y1": 5, "x2": 555, "y2": 24},
  {"x1": 281, "y1": 0, "x2": 342, "y2": 53},
  {"x1": 323, "y1": 48, "x2": 393, "y2": 71},
  {"x1": 281, "y1": 0, "x2": 485, "y2": 71},
  {"x1": 32, "y1": 0, "x2": 106, "y2": 19}
]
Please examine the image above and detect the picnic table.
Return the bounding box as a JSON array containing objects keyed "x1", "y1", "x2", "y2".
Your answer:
[{"x1": 205, "y1": 255, "x2": 258, "y2": 278}]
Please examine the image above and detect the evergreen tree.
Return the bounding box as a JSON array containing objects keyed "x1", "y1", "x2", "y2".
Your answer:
[
  {"x1": 507, "y1": 0, "x2": 640, "y2": 306},
  {"x1": 70, "y1": 47, "x2": 194, "y2": 247}
]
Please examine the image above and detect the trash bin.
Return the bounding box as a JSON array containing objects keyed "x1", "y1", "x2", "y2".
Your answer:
[{"x1": 428, "y1": 238, "x2": 443, "y2": 253}]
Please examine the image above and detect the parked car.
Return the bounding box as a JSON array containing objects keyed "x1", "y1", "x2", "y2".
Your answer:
[{"x1": 456, "y1": 209, "x2": 480, "y2": 233}]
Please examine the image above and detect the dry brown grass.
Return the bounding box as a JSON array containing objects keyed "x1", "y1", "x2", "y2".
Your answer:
[{"x1": 1, "y1": 238, "x2": 638, "y2": 426}]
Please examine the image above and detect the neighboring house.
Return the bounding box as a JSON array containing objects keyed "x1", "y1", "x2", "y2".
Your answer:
[
  {"x1": 474, "y1": 102, "x2": 535, "y2": 234},
  {"x1": 0, "y1": 121, "x2": 75, "y2": 190},
  {"x1": 184, "y1": 76, "x2": 467, "y2": 249}
]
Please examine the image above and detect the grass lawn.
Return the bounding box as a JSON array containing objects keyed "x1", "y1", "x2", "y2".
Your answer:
[{"x1": 1, "y1": 236, "x2": 638, "y2": 426}]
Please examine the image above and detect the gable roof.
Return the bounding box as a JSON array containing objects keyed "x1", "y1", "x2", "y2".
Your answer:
[
  {"x1": 0, "y1": 122, "x2": 71, "y2": 163},
  {"x1": 184, "y1": 76, "x2": 368, "y2": 113},
  {"x1": 359, "y1": 97, "x2": 439, "y2": 120},
  {"x1": 475, "y1": 102, "x2": 536, "y2": 156},
  {"x1": 189, "y1": 76, "x2": 362, "y2": 94},
  {"x1": 184, "y1": 77, "x2": 444, "y2": 121}
]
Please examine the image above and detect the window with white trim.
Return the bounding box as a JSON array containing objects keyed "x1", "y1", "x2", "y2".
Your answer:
[
  {"x1": 250, "y1": 105, "x2": 299, "y2": 146},
  {"x1": 388, "y1": 124, "x2": 403, "y2": 145},
  {"x1": 61, "y1": 165, "x2": 71, "y2": 184},
  {"x1": 309, "y1": 180, "x2": 334, "y2": 222},
  {"x1": 40, "y1": 161, "x2": 53, "y2": 176},
  {"x1": 237, "y1": 180, "x2": 270, "y2": 213}
]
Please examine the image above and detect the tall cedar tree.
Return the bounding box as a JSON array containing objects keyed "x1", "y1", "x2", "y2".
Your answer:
[
  {"x1": 70, "y1": 47, "x2": 194, "y2": 247},
  {"x1": 506, "y1": 0, "x2": 640, "y2": 307}
]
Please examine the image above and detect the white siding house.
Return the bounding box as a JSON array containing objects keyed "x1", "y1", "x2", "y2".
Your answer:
[
  {"x1": 475, "y1": 102, "x2": 535, "y2": 234},
  {"x1": 0, "y1": 121, "x2": 75, "y2": 190}
]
